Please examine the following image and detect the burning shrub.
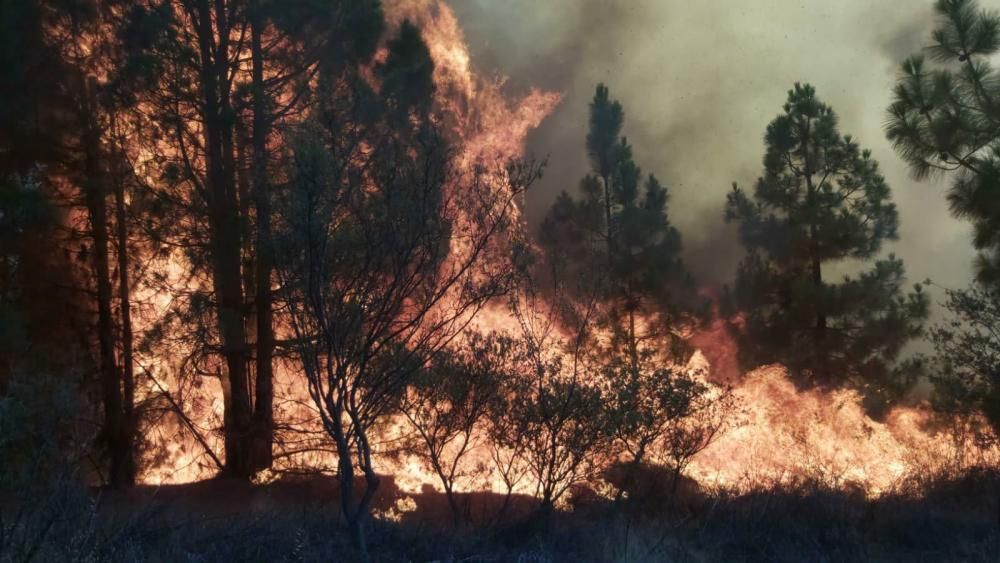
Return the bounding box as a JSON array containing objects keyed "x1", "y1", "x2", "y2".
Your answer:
[
  {"x1": 398, "y1": 332, "x2": 504, "y2": 527},
  {"x1": 603, "y1": 350, "x2": 742, "y2": 496},
  {"x1": 490, "y1": 338, "x2": 611, "y2": 515},
  {"x1": 273, "y1": 20, "x2": 543, "y2": 550}
]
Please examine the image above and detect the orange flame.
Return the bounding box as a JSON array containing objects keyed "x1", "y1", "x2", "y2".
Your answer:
[
  {"x1": 136, "y1": 0, "x2": 1000, "y2": 501},
  {"x1": 690, "y1": 363, "x2": 999, "y2": 496}
]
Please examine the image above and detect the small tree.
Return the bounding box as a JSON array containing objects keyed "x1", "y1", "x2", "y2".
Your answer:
[
  {"x1": 726, "y1": 83, "x2": 928, "y2": 413},
  {"x1": 886, "y1": 0, "x2": 1000, "y2": 286},
  {"x1": 930, "y1": 283, "x2": 1000, "y2": 433},
  {"x1": 275, "y1": 22, "x2": 542, "y2": 551},
  {"x1": 541, "y1": 84, "x2": 702, "y2": 370},
  {"x1": 494, "y1": 343, "x2": 607, "y2": 516},
  {"x1": 603, "y1": 354, "x2": 737, "y2": 496},
  {"x1": 482, "y1": 337, "x2": 533, "y2": 524},
  {"x1": 487, "y1": 259, "x2": 612, "y2": 517},
  {"x1": 538, "y1": 83, "x2": 723, "y2": 502},
  {"x1": 602, "y1": 351, "x2": 679, "y2": 474},
  {"x1": 399, "y1": 332, "x2": 503, "y2": 528},
  {"x1": 657, "y1": 376, "x2": 740, "y2": 492}
]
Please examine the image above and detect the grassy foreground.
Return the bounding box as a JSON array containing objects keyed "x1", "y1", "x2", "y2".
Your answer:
[{"x1": 1, "y1": 468, "x2": 998, "y2": 562}]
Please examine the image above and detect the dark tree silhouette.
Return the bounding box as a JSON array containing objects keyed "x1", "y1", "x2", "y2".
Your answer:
[
  {"x1": 539, "y1": 84, "x2": 714, "y2": 486},
  {"x1": 275, "y1": 21, "x2": 542, "y2": 551},
  {"x1": 887, "y1": 0, "x2": 1000, "y2": 286},
  {"x1": 931, "y1": 284, "x2": 1000, "y2": 433},
  {"x1": 0, "y1": 0, "x2": 67, "y2": 391},
  {"x1": 727, "y1": 83, "x2": 928, "y2": 413}
]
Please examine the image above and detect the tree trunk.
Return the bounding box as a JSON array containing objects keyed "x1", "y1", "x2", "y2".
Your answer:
[
  {"x1": 671, "y1": 466, "x2": 682, "y2": 494},
  {"x1": 800, "y1": 117, "x2": 828, "y2": 378},
  {"x1": 335, "y1": 426, "x2": 369, "y2": 558},
  {"x1": 628, "y1": 307, "x2": 639, "y2": 375},
  {"x1": 620, "y1": 443, "x2": 646, "y2": 502},
  {"x1": 445, "y1": 484, "x2": 461, "y2": 528},
  {"x1": 603, "y1": 173, "x2": 614, "y2": 260},
  {"x1": 354, "y1": 429, "x2": 381, "y2": 555},
  {"x1": 80, "y1": 79, "x2": 133, "y2": 488},
  {"x1": 193, "y1": 0, "x2": 253, "y2": 480},
  {"x1": 535, "y1": 493, "x2": 555, "y2": 533},
  {"x1": 112, "y1": 133, "x2": 136, "y2": 486},
  {"x1": 250, "y1": 0, "x2": 274, "y2": 472},
  {"x1": 811, "y1": 253, "x2": 826, "y2": 334}
]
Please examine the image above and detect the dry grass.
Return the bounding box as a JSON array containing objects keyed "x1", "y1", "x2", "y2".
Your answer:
[{"x1": 1, "y1": 468, "x2": 998, "y2": 562}]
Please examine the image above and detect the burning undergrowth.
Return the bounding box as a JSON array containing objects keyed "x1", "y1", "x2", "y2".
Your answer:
[{"x1": 123, "y1": 0, "x2": 1000, "y2": 503}]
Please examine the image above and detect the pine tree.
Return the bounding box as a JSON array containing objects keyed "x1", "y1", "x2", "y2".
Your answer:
[
  {"x1": 111, "y1": 0, "x2": 387, "y2": 480},
  {"x1": 886, "y1": 0, "x2": 1000, "y2": 286},
  {"x1": 539, "y1": 84, "x2": 715, "y2": 483},
  {"x1": 886, "y1": 0, "x2": 1000, "y2": 429},
  {"x1": 541, "y1": 84, "x2": 700, "y2": 366},
  {"x1": 727, "y1": 83, "x2": 928, "y2": 413}
]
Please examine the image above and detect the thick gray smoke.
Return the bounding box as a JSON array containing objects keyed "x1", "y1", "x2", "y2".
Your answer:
[{"x1": 450, "y1": 0, "x2": 975, "y2": 309}]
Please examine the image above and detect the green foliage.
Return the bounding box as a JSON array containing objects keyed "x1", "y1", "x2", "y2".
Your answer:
[
  {"x1": 887, "y1": 0, "x2": 1000, "y2": 286},
  {"x1": 487, "y1": 332, "x2": 611, "y2": 509},
  {"x1": 602, "y1": 350, "x2": 692, "y2": 459},
  {"x1": 727, "y1": 84, "x2": 898, "y2": 264},
  {"x1": 535, "y1": 84, "x2": 728, "y2": 492},
  {"x1": 727, "y1": 84, "x2": 928, "y2": 411},
  {"x1": 541, "y1": 83, "x2": 701, "y2": 358},
  {"x1": 400, "y1": 332, "x2": 504, "y2": 525},
  {"x1": 930, "y1": 283, "x2": 1000, "y2": 434},
  {"x1": 601, "y1": 349, "x2": 741, "y2": 493},
  {"x1": 586, "y1": 84, "x2": 625, "y2": 181}
]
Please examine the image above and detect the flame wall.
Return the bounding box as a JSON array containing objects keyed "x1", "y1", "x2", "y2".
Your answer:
[{"x1": 134, "y1": 0, "x2": 999, "y2": 499}]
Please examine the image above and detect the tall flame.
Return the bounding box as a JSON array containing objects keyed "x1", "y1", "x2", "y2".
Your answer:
[
  {"x1": 136, "y1": 0, "x2": 999, "y2": 499},
  {"x1": 383, "y1": 0, "x2": 561, "y2": 171}
]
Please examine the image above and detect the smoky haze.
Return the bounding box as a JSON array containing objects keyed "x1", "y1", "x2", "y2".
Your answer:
[{"x1": 450, "y1": 0, "x2": 976, "y2": 310}]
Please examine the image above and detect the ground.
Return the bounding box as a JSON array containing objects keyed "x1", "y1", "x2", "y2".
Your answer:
[{"x1": 2, "y1": 468, "x2": 999, "y2": 562}]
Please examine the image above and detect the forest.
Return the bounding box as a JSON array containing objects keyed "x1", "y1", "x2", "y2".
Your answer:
[{"x1": 3, "y1": 0, "x2": 1000, "y2": 561}]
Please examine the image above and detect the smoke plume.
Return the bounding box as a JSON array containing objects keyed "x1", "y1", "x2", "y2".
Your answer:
[{"x1": 450, "y1": 0, "x2": 974, "y2": 306}]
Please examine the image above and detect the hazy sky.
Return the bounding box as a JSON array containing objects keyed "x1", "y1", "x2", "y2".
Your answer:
[{"x1": 449, "y1": 0, "x2": 976, "y2": 319}]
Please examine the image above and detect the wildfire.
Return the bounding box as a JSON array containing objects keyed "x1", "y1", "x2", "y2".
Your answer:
[
  {"x1": 135, "y1": 0, "x2": 999, "y2": 501},
  {"x1": 684, "y1": 317, "x2": 1000, "y2": 496},
  {"x1": 383, "y1": 0, "x2": 561, "y2": 171},
  {"x1": 690, "y1": 364, "x2": 999, "y2": 495}
]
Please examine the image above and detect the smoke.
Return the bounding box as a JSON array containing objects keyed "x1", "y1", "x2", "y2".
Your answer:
[{"x1": 449, "y1": 0, "x2": 975, "y2": 304}]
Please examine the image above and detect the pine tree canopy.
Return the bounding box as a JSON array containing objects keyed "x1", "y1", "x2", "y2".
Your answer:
[
  {"x1": 727, "y1": 84, "x2": 928, "y2": 415},
  {"x1": 541, "y1": 83, "x2": 701, "y2": 355},
  {"x1": 887, "y1": 0, "x2": 1000, "y2": 285}
]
